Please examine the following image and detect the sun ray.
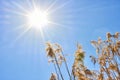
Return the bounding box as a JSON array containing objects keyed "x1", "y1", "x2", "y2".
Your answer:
[
  {"x1": 10, "y1": 1, "x2": 28, "y2": 13},
  {"x1": 45, "y1": 0, "x2": 58, "y2": 12},
  {"x1": 10, "y1": 24, "x2": 27, "y2": 32},
  {"x1": 2, "y1": 1, "x2": 14, "y2": 9},
  {"x1": 9, "y1": 24, "x2": 32, "y2": 47},
  {"x1": 26, "y1": 0, "x2": 34, "y2": 9},
  {"x1": 32, "y1": 0, "x2": 39, "y2": 10},
  {"x1": 39, "y1": 28, "x2": 46, "y2": 42},
  {"x1": 2, "y1": 0, "x2": 74, "y2": 43},
  {"x1": 3, "y1": 1, "x2": 31, "y2": 17},
  {"x1": 49, "y1": 0, "x2": 72, "y2": 14},
  {"x1": 48, "y1": 21, "x2": 66, "y2": 28},
  {"x1": 3, "y1": 5, "x2": 27, "y2": 17},
  {"x1": 14, "y1": 25, "x2": 31, "y2": 42}
]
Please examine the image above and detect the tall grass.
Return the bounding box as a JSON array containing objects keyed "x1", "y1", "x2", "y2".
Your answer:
[{"x1": 46, "y1": 32, "x2": 120, "y2": 80}]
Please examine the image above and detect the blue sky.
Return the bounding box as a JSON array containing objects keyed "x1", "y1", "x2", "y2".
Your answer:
[{"x1": 0, "y1": 0, "x2": 120, "y2": 80}]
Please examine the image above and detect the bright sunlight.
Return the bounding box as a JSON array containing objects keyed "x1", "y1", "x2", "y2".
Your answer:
[{"x1": 26, "y1": 8, "x2": 49, "y2": 29}]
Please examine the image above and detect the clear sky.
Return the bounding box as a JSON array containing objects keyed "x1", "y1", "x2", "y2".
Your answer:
[{"x1": 0, "y1": 0, "x2": 120, "y2": 80}]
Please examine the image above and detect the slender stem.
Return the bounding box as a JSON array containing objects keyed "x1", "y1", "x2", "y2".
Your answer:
[
  {"x1": 54, "y1": 55, "x2": 64, "y2": 80},
  {"x1": 112, "y1": 71, "x2": 117, "y2": 80},
  {"x1": 104, "y1": 66, "x2": 112, "y2": 79},
  {"x1": 61, "y1": 51, "x2": 72, "y2": 80},
  {"x1": 113, "y1": 53, "x2": 120, "y2": 76},
  {"x1": 107, "y1": 56, "x2": 117, "y2": 79},
  {"x1": 53, "y1": 63, "x2": 60, "y2": 80},
  {"x1": 71, "y1": 66, "x2": 75, "y2": 80},
  {"x1": 72, "y1": 74, "x2": 75, "y2": 80}
]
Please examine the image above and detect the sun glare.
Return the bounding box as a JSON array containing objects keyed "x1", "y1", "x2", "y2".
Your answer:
[
  {"x1": 5, "y1": 0, "x2": 71, "y2": 41},
  {"x1": 26, "y1": 8, "x2": 48, "y2": 29}
]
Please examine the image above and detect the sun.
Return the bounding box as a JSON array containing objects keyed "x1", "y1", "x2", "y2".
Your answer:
[{"x1": 26, "y1": 8, "x2": 49, "y2": 29}]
